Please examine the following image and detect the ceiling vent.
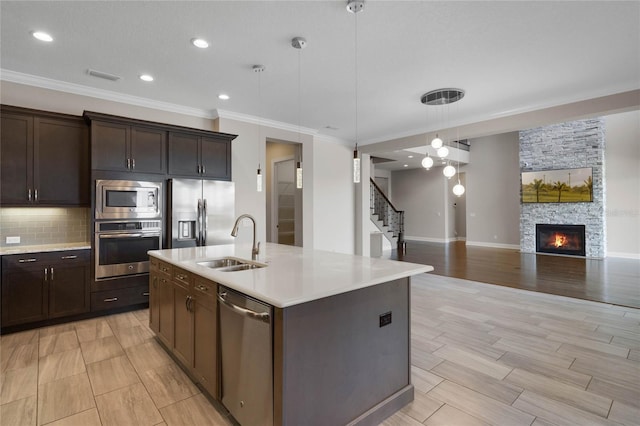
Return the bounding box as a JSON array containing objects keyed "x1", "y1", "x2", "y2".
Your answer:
[{"x1": 87, "y1": 69, "x2": 121, "y2": 82}]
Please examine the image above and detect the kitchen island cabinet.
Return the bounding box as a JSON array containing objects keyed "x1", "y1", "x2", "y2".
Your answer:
[
  {"x1": 149, "y1": 243, "x2": 432, "y2": 426},
  {"x1": 1, "y1": 105, "x2": 89, "y2": 206}
]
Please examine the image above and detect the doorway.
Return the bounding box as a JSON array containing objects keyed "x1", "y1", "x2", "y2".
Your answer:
[{"x1": 266, "y1": 141, "x2": 303, "y2": 246}]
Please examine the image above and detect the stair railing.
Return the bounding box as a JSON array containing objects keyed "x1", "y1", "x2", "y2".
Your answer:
[{"x1": 370, "y1": 178, "x2": 405, "y2": 251}]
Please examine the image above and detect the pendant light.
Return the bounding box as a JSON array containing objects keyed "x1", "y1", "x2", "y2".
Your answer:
[
  {"x1": 421, "y1": 155, "x2": 434, "y2": 169},
  {"x1": 253, "y1": 65, "x2": 265, "y2": 192},
  {"x1": 452, "y1": 113, "x2": 465, "y2": 196},
  {"x1": 421, "y1": 104, "x2": 433, "y2": 169},
  {"x1": 292, "y1": 37, "x2": 306, "y2": 189},
  {"x1": 431, "y1": 135, "x2": 443, "y2": 149},
  {"x1": 349, "y1": 0, "x2": 363, "y2": 183},
  {"x1": 443, "y1": 163, "x2": 456, "y2": 179},
  {"x1": 437, "y1": 145, "x2": 449, "y2": 158}
]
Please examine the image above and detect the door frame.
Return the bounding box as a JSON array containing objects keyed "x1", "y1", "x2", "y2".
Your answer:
[{"x1": 270, "y1": 155, "x2": 296, "y2": 244}]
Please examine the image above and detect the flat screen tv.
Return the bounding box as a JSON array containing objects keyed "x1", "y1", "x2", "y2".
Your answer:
[{"x1": 522, "y1": 167, "x2": 593, "y2": 203}]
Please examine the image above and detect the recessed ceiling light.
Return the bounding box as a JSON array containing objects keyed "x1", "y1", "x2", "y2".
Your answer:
[
  {"x1": 403, "y1": 164, "x2": 409, "y2": 167},
  {"x1": 408, "y1": 155, "x2": 414, "y2": 158},
  {"x1": 218, "y1": 94, "x2": 230, "y2": 100},
  {"x1": 32, "y1": 31, "x2": 53, "y2": 42},
  {"x1": 191, "y1": 38, "x2": 209, "y2": 49},
  {"x1": 139, "y1": 74, "x2": 154, "y2": 82}
]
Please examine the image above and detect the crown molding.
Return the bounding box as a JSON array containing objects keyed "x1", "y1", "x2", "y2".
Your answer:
[
  {"x1": 215, "y1": 109, "x2": 318, "y2": 136},
  {"x1": 0, "y1": 69, "x2": 214, "y2": 119}
]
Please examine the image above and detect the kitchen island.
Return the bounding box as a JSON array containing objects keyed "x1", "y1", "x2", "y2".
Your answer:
[{"x1": 148, "y1": 243, "x2": 432, "y2": 426}]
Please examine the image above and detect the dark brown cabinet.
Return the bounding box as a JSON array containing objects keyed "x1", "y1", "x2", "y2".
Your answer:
[
  {"x1": 90, "y1": 120, "x2": 166, "y2": 174},
  {"x1": 168, "y1": 132, "x2": 231, "y2": 180},
  {"x1": 1, "y1": 106, "x2": 89, "y2": 206},
  {"x1": 1, "y1": 250, "x2": 90, "y2": 328}
]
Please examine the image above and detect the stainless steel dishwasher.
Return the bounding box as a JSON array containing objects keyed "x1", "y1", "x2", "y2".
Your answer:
[{"x1": 218, "y1": 286, "x2": 273, "y2": 426}]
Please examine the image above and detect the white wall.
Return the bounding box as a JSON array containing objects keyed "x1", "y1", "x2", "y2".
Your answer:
[
  {"x1": 312, "y1": 140, "x2": 355, "y2": 254},
  {"x1": 391, "y1": 167, "x2": 448, "y2": 242},
  {"x1": 605, "y1": 110, "x2": 640, "y2": 258},
  {"x1": 465, "y1": 132, "x2": 521, "y2": 248}
]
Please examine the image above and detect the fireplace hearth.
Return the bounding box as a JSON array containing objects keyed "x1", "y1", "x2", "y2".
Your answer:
[{"x1": 536, "y1": 224, "x2": 586, "y2": 257}]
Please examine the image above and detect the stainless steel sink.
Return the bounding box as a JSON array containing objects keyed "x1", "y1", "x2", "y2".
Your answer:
[
  {"x1": 216, "y1": 263, "x2": 264, "y2": 272},
  {"x1": 196, "y1": 257, "x2": 266, "y2": 272},
  {"x1": 196, "y1": 258, "x2": 243, "y2": 268}
]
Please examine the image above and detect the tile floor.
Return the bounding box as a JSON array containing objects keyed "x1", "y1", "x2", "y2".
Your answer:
[{"x1": 1, "y1": 273, "x2": 639, "y2": 425}]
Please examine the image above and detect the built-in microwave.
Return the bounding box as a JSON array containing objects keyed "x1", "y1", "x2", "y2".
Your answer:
[{"x1": 95, "y1": 180, "x2": 162, "y2": 220}]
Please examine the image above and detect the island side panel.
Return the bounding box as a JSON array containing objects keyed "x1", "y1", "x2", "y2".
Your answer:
[{"x1": 274, "y1": 277, "x2": 412, "y2": 426}]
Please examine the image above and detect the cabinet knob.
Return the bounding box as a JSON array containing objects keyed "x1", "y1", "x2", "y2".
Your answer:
[
  {"x1": 142, "y1": 292, "x2": 149, "y2": 296},
  {"x1": 197, "y1": 285, "x2": 209, "y2": 292},
  {"x1": 176, "y1": 274, "x2": 187, "y2": 280}
]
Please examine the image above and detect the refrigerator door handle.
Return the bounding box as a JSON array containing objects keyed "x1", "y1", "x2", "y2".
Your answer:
[
  {"x1": 197, "y1": 198, "x2": 203, "y2": 246},
  {"x1": 203, "y1": 199, "x2": 208, "y2": 245}
]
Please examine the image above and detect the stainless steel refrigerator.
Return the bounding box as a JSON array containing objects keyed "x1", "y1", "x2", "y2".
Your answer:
[{"x1": 168, "y1": 179, "x2": 235, "y2": 248}]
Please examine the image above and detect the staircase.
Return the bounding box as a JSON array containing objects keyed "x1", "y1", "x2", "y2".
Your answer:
[{"x1": 370, "y1": 178, "x2": 405, "y2": 252}]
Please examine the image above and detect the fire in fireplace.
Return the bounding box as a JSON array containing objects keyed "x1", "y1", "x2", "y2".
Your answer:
[{"x1": 536, "y1": 224, "x2": 586, "y2": 257}]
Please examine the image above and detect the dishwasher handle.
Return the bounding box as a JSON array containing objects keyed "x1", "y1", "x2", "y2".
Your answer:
[{"x1": 217, "y1": 292, "x2": 270, "y2": 323}]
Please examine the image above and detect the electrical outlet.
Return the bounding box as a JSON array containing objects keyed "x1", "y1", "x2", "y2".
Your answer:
[
  {"x1": 379, "y1": 312, "x2": 392, "y2": 327},
  {"x1": 6, "y1": 236, "x2": 20, "y2": 244}
]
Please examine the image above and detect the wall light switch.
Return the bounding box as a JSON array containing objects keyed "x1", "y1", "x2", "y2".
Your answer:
[{"x1": 6, "y1": 236, "x2": 20, "y2": 244}]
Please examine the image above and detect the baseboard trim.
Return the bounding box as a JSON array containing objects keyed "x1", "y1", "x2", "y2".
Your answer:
[
  {"x1": 405, "y1": 236, "x2": 453, "y2": 243},
  {"x1": 347, "y1": 385, "x2": 414, "y2": 426},
  {"x1": 465, "y1": 241, "x2": 521, "y2": 250},
  {"x1": 606, "y1": 251, "x2": 640, "y2": 260}
]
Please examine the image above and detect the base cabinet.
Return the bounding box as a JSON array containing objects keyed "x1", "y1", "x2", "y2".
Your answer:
[
  {"x1": 1, "y1": 250, "x2": 90, "y2": 328},
  {"x1": 150, "y1": 258, "x2": 174, "y2": 348},
  {"x1": 148, "y1": 262, "x2": 218, "y2": 398}
]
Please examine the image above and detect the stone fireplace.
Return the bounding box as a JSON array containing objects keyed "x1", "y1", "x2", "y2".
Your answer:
[
  {"x1": 519, "y1": 118, "x2": 605, "y2": 258},
  {"x1": 536, "y1": 224, "x2": 586, "y2": 257}
]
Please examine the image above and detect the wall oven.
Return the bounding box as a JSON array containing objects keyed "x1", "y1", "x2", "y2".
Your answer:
[
  {"x1": 95, "y1": 220, "x2": 162, "y2": 280},
  {"x1": 96, "y1": 179, "x2": 162, "y2": 220}
]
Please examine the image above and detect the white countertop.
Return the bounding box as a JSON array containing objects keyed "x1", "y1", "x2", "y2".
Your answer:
[
  {"x1": 149, "y1": 243, "x2": 432, "y2": 308},
  {"x1": 0, "y1": 242, "x2": 91, "y2": 256}
]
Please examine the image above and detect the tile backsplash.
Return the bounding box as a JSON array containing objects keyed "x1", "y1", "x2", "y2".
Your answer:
[{"x1": 0, "y1": 207, "x2": 90, "y2": 247}]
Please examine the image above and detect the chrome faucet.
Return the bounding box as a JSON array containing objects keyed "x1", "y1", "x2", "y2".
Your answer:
[{"x1": 231, "y1": 214, "x2": 260, "y2": 260}]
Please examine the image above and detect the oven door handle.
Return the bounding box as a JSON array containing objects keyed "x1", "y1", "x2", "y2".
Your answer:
[{"x1": 98, "y1": 233, "x2": 159, "y2": 239}]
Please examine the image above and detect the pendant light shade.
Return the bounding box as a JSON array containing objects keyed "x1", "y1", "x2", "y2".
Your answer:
[
  {"x1": 453, "y1": 181, "x2": 465, "y2": 196},
  {"x1": 443, "y1": 164, "x2": 456, "y2": 179},
  {"x1": 256, "y1": 166, "x2": 263, "y2": 192},
  {"x1": 431, "y1": 135, "x2": 443, "y2": 149},
  {"x1": 353, "y1": 147, "x2": 361, "y2": 183},
  {"x1": 436, "y1": 146, "x2": 449, "y2": 158},
  {"x1": 296, "y1": 161, "x2": 303, "y2": 189},
  {"x1": 421, "y1": 156, "x2": 434, "y2": 169}
]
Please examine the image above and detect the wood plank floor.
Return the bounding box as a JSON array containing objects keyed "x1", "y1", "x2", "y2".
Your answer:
[
  {"x1": 2, "y1": 276, "x2": 639, "y2": 425},
  {"x1": 393, "y1": 241, "x2": 640, "y2": 309}
]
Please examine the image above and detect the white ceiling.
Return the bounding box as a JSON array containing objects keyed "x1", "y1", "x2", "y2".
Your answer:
[{"x1": 2, "y1": 1, "x2": 639, "y2": 151}]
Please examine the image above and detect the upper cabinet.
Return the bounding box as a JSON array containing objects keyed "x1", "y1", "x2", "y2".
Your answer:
[
  {"x1": 84, "y1": 112, "x2": 235, "y2": 181},
  {"x1": 168, "y1": 132, "x2": 231, "y2": 180},
  {"x1": 1, "y1": 105, "x2": 89, "y2": 206},
  {"x1": 90, "y1": 120, "x2": 166, "y2": 174}
]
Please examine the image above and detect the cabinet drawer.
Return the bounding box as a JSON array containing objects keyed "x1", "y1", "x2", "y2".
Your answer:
[
  {"x1": 2, "y1": 249, "x2": 89, "y2": 269},
  {"x1": 193, "y1": 278, "x2": 216, "y2": 309},
  {"x1": 91, "y1": 285, "x2": 149, "y2": 311},
  {"x1": 157, "y1": 260, "x2": 173, "y2": 277},
  {"x1": 173, "y1": 267, "x2": 192, "y2": 289}
]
